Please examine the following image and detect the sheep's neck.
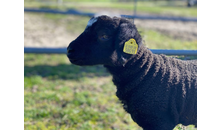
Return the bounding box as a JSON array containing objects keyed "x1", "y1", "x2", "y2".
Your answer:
[{"x1": 104, "y1": 46, "x2": 159, "y2": 100}]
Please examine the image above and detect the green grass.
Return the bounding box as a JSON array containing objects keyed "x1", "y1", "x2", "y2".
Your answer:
[
  {"x1": 142, "y1": 30, "x2": 197, "y2": 49},
  {"x1": 24, "y1": 54, "x2": 142, "y2": 130},
  {"x1": 104, "y1": 2, "x2": 196, "y2": 17},
  {"x1": 24, "y1": 1, "x2": 197, "y2": 17},
  {"x1": 24, "y1": 54, "x2": 196, "y2": 130}
]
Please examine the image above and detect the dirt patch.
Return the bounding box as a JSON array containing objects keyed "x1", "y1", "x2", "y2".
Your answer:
[
  {"x1": 135, "y1": 19, "x2": 197, "y2": 41},
  {"x1": 24, "y1": 13, "x2": 74, "y2": 47}
]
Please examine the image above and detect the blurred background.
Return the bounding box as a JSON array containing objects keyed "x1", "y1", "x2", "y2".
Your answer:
[{"x1": 24, "y1": 0, "x2": 197, "y2": 129}]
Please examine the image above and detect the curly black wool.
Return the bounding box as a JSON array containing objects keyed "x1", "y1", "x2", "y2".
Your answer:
[
  {"x1": 105, "y1": 46, "x2": 197, "y2": 129},
  {"x1": 67, "y1": 15, "x2": 197, "y2": 130}
]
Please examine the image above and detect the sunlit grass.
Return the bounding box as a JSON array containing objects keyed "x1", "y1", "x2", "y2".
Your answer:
[
  {"x1": 24, "y1": 1, "x2": 197, "y2": 17},
  {"x1": 24, "y1": 53, "x2": 196, "y2": 130}
]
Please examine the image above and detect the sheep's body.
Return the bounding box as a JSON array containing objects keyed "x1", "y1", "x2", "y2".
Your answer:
[
  {"x1": 105, "y1": 46, "x2": 197, "y2": 129},
  {"x1": 67, "y1": 15, "x2": 197, "y2": 130}
]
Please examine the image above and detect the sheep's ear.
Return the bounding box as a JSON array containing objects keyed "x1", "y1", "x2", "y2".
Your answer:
[
  {"x1": 118, "y1": 21, "x2": 142, "y2": 51},
  {"x1": 117, "y1": 22, "x2": 136, "y2": 41},
  {"x1": 111, "y1": 22, "x2": 134, "y2": 66},
  {"x1": 112, "y1": 21, "x2": 142, "y2": 66}
]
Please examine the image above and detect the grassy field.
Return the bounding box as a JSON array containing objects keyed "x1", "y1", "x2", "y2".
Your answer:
[
  {"x1": 24, "y1": 1, "x2": 197, "y2": 17},
  {"x1": 24, "y1": 54, "x2": 196, "y2": 130},
  {"x1": 76, "y1": 2, "x2": 197, "y2": 17},
  {"x1": 24, "y1": 54, "x2": 140, "y2": 130}
]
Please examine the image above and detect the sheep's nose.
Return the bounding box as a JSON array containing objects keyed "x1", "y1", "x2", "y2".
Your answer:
[
  {"x1": 67, "y1": 47, "x2": 75, "y2": 55},
  {"x1": 67, "y1": 47, "x2": 73, "y2": 53}
]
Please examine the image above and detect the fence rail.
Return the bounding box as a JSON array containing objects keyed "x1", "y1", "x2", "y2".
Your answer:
[{"x1": 24, "y1": 47, "x2": 197, "y2": 56}]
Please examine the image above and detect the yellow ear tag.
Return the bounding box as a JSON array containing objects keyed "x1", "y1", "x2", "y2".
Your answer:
[{"x1": 123, "y1": 38, "x2": 138, "y2": 54}]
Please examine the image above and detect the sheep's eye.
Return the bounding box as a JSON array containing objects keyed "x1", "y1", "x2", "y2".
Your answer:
[{"x1": 100, "y1": 35, "x2": 110, "y2": 41}]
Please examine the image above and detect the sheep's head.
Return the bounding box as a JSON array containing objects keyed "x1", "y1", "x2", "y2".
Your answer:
[{"x1": 67, "y1": 15, "x2": 142, "y2": 66}]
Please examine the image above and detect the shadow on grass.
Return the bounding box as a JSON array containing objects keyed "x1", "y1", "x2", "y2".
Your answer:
[{"x1": 24, "y1": 64, "x2": 110, "y2": 80}]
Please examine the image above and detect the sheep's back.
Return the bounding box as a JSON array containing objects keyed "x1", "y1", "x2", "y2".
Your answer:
[
  {"x1": 129, "y1": 54, "x2": 197, "y2": 126},
  {"x1": 158, "y1": 55, "x2": 197, "y2": 125},
  {"x1": 105, "y1": 47, "x2": 197, "y2": 126}
]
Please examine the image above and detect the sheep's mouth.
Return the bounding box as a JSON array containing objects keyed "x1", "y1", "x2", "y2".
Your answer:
[{"x1": 68, "y1": 58, "x2": 86, "y2": 66}]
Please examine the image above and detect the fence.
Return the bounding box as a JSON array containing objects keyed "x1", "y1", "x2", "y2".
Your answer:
[
  {"x1": 24, "y1": 47, "x2": 197, "y2": 56},
  {"x1": 24, "y1": 3, "x2": 197, "y2": 56}
]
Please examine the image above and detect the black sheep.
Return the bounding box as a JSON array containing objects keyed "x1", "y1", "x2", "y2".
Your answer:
[{"x1": 67, "y1": 15, "x2": 197, "y2": 130}]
